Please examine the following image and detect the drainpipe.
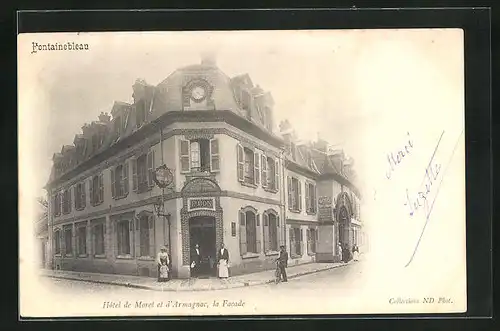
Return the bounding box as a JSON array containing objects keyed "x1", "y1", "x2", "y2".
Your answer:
[
  {"x1": 159, "y1": 126, "x2": 172, "y2": 261},
  {"x1": 280, "y1": 149, "x2": 286, "y2": 249}
]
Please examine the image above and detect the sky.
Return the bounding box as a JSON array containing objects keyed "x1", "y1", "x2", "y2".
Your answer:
[{"x1": 19, "y1": 29, "x2": 464, "y2": 201}]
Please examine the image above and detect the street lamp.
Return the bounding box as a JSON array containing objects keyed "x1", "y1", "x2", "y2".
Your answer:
[{"x1": 152, "y1": 164, "x2": 174, "y2": 260}]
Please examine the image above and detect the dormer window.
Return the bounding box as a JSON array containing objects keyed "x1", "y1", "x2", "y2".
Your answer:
[
  {"x1": 241, "y1": 90, "x2": 252, "y2": 119},
  {"x1": 114, "y1": 116, "x2": 122, "y2": 137},
  {"x1": 136, "y1": 100, "x2": 146, "y2": 128},
  {"x1": 290, "y1": 142, "x2": 297, "y2": 160}
]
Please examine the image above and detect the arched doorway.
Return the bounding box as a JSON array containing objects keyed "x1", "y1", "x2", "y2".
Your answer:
[{"x1": 338, "y1": 207, "x2": 350, "y2": 246}]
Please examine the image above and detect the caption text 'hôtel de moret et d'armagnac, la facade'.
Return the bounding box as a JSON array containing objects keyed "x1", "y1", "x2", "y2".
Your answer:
[{"x1": 43, "y1": 54, "x2": 365, "y2": 279}]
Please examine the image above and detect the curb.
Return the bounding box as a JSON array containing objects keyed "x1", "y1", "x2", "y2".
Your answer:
[{"x1": 43, "y1": 262, "x2": 352, "y2": 292}]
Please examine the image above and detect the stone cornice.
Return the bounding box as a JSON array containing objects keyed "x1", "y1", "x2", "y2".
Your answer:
[{"x1": 46, "y1": 110, "x2": 284, "y2": 189}]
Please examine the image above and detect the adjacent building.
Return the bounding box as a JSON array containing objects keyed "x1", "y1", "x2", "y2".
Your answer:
[{"x1": 45, "y1": 55, "x2": 365, "y2": 279}]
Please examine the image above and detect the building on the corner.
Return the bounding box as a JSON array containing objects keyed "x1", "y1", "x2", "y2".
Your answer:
[{"x1": 45, "y1": 55, "x2": 365, "y2": 279}]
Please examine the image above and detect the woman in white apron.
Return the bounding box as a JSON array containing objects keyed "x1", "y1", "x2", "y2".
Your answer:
[
  {"x1": 157, "y1": 245, "x2": 170, "y2": 282},
  {"x1": 217, "y1": 243, "x2": 230, "y2": 279}
]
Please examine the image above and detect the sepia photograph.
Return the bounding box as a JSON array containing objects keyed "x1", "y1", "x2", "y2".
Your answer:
[{"x1": 19, "y1": 29, "x2": 466, "y2": 317}]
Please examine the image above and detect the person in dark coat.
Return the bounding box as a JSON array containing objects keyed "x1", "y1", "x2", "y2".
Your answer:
[
  {"x1": 277, "y1": 245, "x2": 288, "y2": 282},
  {"x1": 342, "y1": 243, "x2": 349, "y2": 263},
  {"x1": 190, "y1": 243, "x2": 202, "y2": 277}
]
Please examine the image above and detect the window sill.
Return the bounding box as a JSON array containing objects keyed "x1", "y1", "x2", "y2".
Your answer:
[
  {"x1": 116, "y1": 255, "x2": 133, "y2": 260},
  {"x1": 240, "y1": 181, "x2": 257, "y2": 189},
  {"x1": 265, "y1": 250, "x2": 279, "y2": 257},
  {"x1": 263, "y1": 188, "x2": 279, "y2": 194},
  {"x1": 241, "y1": 252, "x2": 260, "y2": 259},
  {"x1": 307, "y1": 252, "x2": 316, "y2": 256},
  {"x1": 91, "y1": 202, "x2": 104, "y2": 207},
  {"x1": 306, "y1": 210, "x2": 317, "y2": 215},
  {"x1": 288, "y1": 209, "x2": 302, "y2": 214},
  {"x1": 75, "y1": 207, "x2": 85, "y2": 212},
  {"x1": 77, "y1": 254, "x2": 88, "y2": 258},
  {"x1": 54, "y1": 254, "x2": 62, "y2": 257},
  {"x1": 290, "y1": 254, "x2": 302, "y2": 259},
  {"x1": 138, "y1": 256, "x2": 155, "y2": 261},
  {"x1": 94, "y1": 254, "x2": 106, "y2": 259},
  {"x1": 113, "y1": 193, "x2": 129, "y2": 201},
  {"x1": 64, "y1": 254, "x2": 73, "y2": 258},
  {"x1": 136, "y1": 186, "x2": 153, "y2": 194}
]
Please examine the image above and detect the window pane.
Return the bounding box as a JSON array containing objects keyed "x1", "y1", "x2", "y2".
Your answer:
[
  {"x1": 94, "y1": 224, "x2": 105, "y2": 255},
  {"x1": 245, "y1": 211, "x2": 256, "y2": 253},
  {"x1": 64, "y1": 229, "x2": 72, "y2": 254},
  {"x1": 118, "y1": 221, "x2": 130, "y2": 255},
  {"x1": 78, "y1": 227, "x2": 86, "y2": 255}
]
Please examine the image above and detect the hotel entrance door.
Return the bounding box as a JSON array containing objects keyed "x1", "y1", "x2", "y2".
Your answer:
[{"x1": 189, "y1": 216, "x2": 217, "y2": 278}]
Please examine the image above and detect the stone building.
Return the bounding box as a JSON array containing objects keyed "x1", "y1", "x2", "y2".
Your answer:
[{"x1": 45, "y1": 55, "x2": 364, "y2": 279}]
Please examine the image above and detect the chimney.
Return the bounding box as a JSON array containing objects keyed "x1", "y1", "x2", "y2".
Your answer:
[
  {"x1": 201, "y1": 52, "x2": 217, "y2": 66},
  {"x1": 98, "y1": 112, "x2": 111, "y2": 123}
]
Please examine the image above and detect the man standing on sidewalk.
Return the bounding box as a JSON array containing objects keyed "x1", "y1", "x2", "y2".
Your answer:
[{"x1": 277, "y1": 245, "x2": 288, "y2": 282}]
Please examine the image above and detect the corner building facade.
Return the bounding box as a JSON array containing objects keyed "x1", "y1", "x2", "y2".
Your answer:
[{"x1": 46, "y1": 56, "x2": 365, "y2": 279}]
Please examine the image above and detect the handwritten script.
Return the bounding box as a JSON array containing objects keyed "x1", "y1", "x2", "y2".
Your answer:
[
  {"x1": 386, "y1": 132, "x2": 414, "y2": 180},
  {"x1": 404, "y1": 129, "x2": 464, "y2": 267}
]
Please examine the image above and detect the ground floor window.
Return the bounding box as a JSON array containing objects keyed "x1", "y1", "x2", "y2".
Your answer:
[
  {"x1": 290, "y1": 227, "x2": 302, "y2": 257},
  {"x1": 307, "y1": 228, "x2": 317, "y2": 254},
  {"x1": 239, "y1": 207, "x2": 260, "y2": 255},
  {"x1": 76, "y1": 225, "x2": 87, "y2": 256},
  {"x1": 93, "y1": 223, "x2": 105, "y2": 256},
  {"x1": 263, "y1": 212, "x2": 279, "y2": 252},
  {"x1": 117, "y1": 220, "x2": 131, "y2": 256},
  {"x1": 139, "y1": 215, "x2": 152, "y2": 257},
  {"x1": 64, "y1": 226, "x2": 72, "y2": 256},
  {"x1": 54, "y1": 230, "x2": 61, "y2": 255}
]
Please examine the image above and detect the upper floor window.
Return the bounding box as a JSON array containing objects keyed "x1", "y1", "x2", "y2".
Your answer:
[
  {"x1": 287, "y1": 176, "x2": 302, "y2": 211},
  {"x1": 305, "y1": 182, "x2": 317, "y2": 214},
  {"x1": 236, "y1": 144, "x2": 260, "y2": 186},
  {"x1": 89, "y1": 173, "x2": 104, "y2": 206},
  {"x1": 132, "y1": 150, "x2": 155, "y2": 193},
  {"x1": 135, "y1": 100, "x2": 146, "y2": 128},
  {"x1": 111, "y1": 163, "x2": 129, "y2": 199},
  {"x1": 62, "y1": 188, "x2": 72, "y2": 214},
  {"x1": 262, "y1": 156, "x2": 279, "y2": 191},
  {"x1": 74, "y1": 182, "x2": 86, "y2": 210},
  {"x1": 180, "y1": 138, "x2": 219, "y2": 173},
  {"x1": 53, "y1": 192, "x2": 62, "y2": 217}
]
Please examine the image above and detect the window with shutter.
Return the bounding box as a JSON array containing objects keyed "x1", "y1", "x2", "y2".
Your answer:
[
  {"x1": 147, "y1": 150, "x2": 155, "y2": 187},
  {"x1": 180, "y1": 139, "x2": 190, "y2": 173},
  {"x1": 132, "y1": 158, "x2": 138, "y2": 192},
  {"x1": 275, "y1": 159, "x2": 279, "y2": 190},
  {"x1": 99, "y1": 173, "x2": 104, "y2": 203},
  {"x1": 209, "y1": 139, "x2": 220, "y2": 172},
  {"x1": 239, "y1": 211, "x2": 247, "y2": 255},
  {"x1": 111, "y1": 168, "x2": 116, "y2": 198},
  {"x1": 263, "y1": 213, "x2": 269, "y2": 253},
  {"x1": 82, "y1": 183, "x2": 86, "y2": 208},
  {"x1": 123, "y1": 162, "x2": 129, "y2": 195},
  {"x1": 261, "y1": 155, "x2": 267, "y2": 187},
  {"x1": 298, "y1": 181, "x2": 302, "y2": 211},
  {"x1": 237, "y1": 144, "x2": 244, "y2": 182},
  {"x1": 299, "y1": 228, "x2": 304, "y2": 255},
  {"x1": 255, "y1": 214, "x2": 261, "y2": 253},
  {"x1": 254, "y1": 152, "x2": 260, "y2": 185},
  {"x1": 89, "y1": 178, "x2": 94, "y2": 205},
  {"x1": 305, "y1": 183, "x2": 310, "y2": 212},
  {"x1": 74, "y1": 185, "x2": 78, "y2": 209},
  {"x1": 287, "y1": 176, "x2": 292, "y2": 209},
  {"x1": 69, "y1": 187, "x2": 72, "y2": 212}
]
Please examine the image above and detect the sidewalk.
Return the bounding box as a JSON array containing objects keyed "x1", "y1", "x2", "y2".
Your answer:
[{"x1": 41, "y1": 261, "x2": 354, "y2": 292}]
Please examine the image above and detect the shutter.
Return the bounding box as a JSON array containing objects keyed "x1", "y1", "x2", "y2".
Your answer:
[
  {"x1": 287, "y1": 176, "x2": 292, "y2": 209},
  {"x1": 132, "y1": 158, "x2": 138, "y2": 192},
  {"x1": 263, "y1": 213, "x2": 269, "y2": 253},
  {"x1": 298, "y1": 181, "x2": 302, "y2": 211},
  {"x1": 99, "y1": 173, "x2": 104, "y2": 203},
  {"x1": 261, "y1": 155, "x2": 267, "y2": 188},
  {"x1": 111, "y1": 168, "x2": 116, "y2": 198},
  {"x1": 275, "y1": 159, "x2": 279, "y2": 190},
  {"x1": 147, "y1": 149, "x2": 155, "y2": 187},
  {"x1": 209, "y1": 139, "x2": 220, "y2": 172},
  {"x1": 313, "y1": 185, "x2": 317, "y2": 213},
  {"x1": 89, "y1": 178, "x2": 94, "y2": 206},
  {"x1": 69, "y1": 187, "x2": 72, "y2": 212},
  {"x1": 82, "y1": 183, "x2": 86, "y2": 208},
  {"x1": 149, "y1": 216, "x2": 155, "y2": 257},
  {"x1": 305, "y1": 183, "x2": 310, "y2": 212},
  {"x1": 74, "y1": 185, "x2": 78, "y2": 209},
  {"x1": 180, "y1": 139, "x2": 190, "y2": 173},
  {"x1": 239, "y1": 211, "x2": 247, "y2": 255},
  {"x1": 307, "y1": 229, "x2": 311, "y2": 254},
  {"x1": 237, "y1": 143, "x2": 244, "y2": 182},
  {"x1": 123, "y1": 162, "x2": 129, "y2": 195},
  {"x1": 254, "y1": 152, "x2": 260, "y2": 185},
  {"x1": 300, "y1": 228, "x2": 304, "y2": 255},
  {"x1": 255, "y1": 214, "x2": 261, "y2": 253},
  {"x1": 289, "y1": 228, "x2": 295, "y2": 257}
]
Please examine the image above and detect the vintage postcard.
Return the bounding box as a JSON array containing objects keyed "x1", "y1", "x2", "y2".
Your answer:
[{"x1": 18, "y1": 29, "x2": 466, "y2": 317}]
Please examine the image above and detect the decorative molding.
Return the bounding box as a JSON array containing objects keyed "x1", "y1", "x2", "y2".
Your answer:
[
  {"x1": 47, "y1": 111, "x2": 283, "y2": 189},
  {"x1": 286, "y1": 218, "x2": 319, "y2": 225}
]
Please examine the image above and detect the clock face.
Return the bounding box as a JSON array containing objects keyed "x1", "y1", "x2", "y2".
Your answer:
[{"x1": 191, "y1": 85, "x2": 207, "y2": 102}]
